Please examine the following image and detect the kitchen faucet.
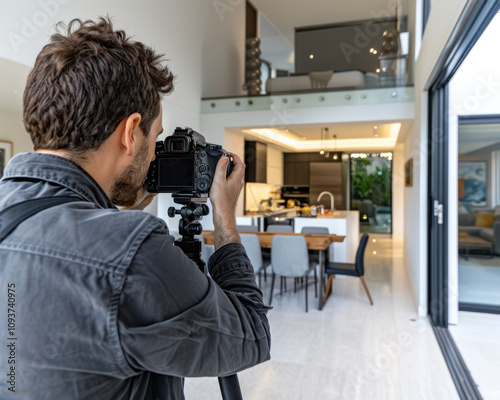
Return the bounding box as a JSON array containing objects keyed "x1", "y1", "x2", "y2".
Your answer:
[{"x1": 317, "y1": 191, "x2": 334, "y2": 211}]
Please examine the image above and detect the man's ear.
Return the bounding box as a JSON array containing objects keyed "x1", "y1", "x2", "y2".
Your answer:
[{"x1": 121, "y1": 113, "x2": 142, "y2": 156}]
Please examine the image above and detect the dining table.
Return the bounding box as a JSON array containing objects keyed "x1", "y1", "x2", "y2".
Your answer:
[{"x1": 202, "y1": 230, "x2": 346, "y2": 311}]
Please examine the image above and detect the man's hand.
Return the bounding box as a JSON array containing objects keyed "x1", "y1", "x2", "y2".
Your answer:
[
  {"x1": 117, "y1": 187, "x2": 158, "y2": 211},
  {"x1": 210, "y1": 153, "x2": 245, "y2": 250}
]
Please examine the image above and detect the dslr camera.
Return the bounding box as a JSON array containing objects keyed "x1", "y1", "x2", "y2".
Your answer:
[{"x1": 145, "y1": 127, "x2": 234, "y2": 196}]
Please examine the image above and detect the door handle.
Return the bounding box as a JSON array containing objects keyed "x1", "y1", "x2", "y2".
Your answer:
[{"x1": 433, "y1": 200, "x2": 444, "y2": 225}]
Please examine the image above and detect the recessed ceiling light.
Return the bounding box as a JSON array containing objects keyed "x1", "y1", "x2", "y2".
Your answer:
[
  {"x1": 374, "y1": 134, "x2": 379, "y2": 138},
  {"x1": 373, "y1": 126, "x2": 378, "y2": 130},
  {"x1": 309, "y1": 54, "x2": 314, "y2": 59}
]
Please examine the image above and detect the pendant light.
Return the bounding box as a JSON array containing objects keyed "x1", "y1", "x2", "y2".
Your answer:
[
  {"x1": 319, "y1": 127, "x2": 325, "y2": 155},
  {"x1": 324, "y1": 127, "x2": 330, "y2": 158},
  {"x1": 333, "y1": 134, "x2": 338, "y2": 160}
]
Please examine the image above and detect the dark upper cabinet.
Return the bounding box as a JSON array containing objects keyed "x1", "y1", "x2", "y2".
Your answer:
[
  {"x1": 295, "y1": 162, "x2": 309, "y2": 185},
  {"x1": 284, "y1": 162, "x2": 296, "y2": 185},
  {"x1": 283, "y1": 154, "x2": 309, "y2": 186},
  {"x1": 283, "y1": 152, "x2": 341, "y2": 186},
  {"x1": 245, "y1": 141, "x2": 267, "y2": 183}
]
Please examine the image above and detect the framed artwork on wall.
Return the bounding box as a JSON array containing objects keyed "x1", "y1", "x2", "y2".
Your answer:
[
  {"x1": 458, "y1": 161, "x2": 487, "y2": 206},
  {"x1": 405, "y1": 158, "x2": 413, "y2": 187},
  {"x1": 0, "y1": 140, "x2": 14, "y2": 179}
]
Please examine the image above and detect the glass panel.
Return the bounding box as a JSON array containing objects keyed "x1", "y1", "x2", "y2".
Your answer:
[
  {"x1": 350, "y1": 153, "x2": 393, "y2": 234},
  {"x1": 457, "y1": 121, "x2": 500, "y2": 306},
  {"x1": 451, "y1": 12, "x2": 500, "y2": 309},
  {"x1": 201, "y1": 86, "x2": 414, "y2": 114}
]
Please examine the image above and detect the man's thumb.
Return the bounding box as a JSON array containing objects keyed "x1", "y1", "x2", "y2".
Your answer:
[{"x1": 215, "y1": 156, "x2": 229, "y2": 178}]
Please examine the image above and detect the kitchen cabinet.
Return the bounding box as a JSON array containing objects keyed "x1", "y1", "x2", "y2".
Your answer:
[
  {"x1": 283, "y1": 161, "x2": 309, "y2": 185},
  {"x1": 245, "y1": 141, "x2": 267, "y2": 183},
  {"x1": 283, "y1": 152, "x2": 341, "y2": 186}
]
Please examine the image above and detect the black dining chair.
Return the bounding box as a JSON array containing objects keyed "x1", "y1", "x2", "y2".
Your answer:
[{"x1": 323, "y1": 233, "x2": 373, "y2": 305}]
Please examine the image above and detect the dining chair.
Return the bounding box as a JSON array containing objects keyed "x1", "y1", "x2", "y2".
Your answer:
[
  {"x1": 323, "y1": 233, "x2": 373, "y2": 305},
  {"x1": 266, "y1": 225, "x2": 293, "y2": 233},
  {"x1": 240, "y1": 233, "x2": 270, "y2": 287},
  {"x1": 300, "y1": 226, "x2": 331, "y2": 265},
  {"x1": 237, "y1": 225, "x2": 259, "y2": 232},
  {"x1": 269, "y1": 235, "x2": 317, "y2": 312},
  {"x1": 300, "y1": 227, "x2": 330, "y2": 234}
]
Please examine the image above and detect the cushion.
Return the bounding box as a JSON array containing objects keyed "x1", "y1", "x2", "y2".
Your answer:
[
  {"x1": 475, "y1": 213, "x2": 495, "y2": 227},
  {"x1": 458, "y1": 214, "x2": 475, "y2": 226},
  {"x1": 479, "y1": 228, "x2": 494, "y2": 242},
  {"x1": 265, "y1": 70, "x2": 365, "y2": 93}
]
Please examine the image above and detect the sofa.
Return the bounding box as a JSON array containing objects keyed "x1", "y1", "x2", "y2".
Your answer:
[
  {"x1": 458, "y1": 205, "x2": 500, "y2": 255},
  {"x1": 265, "y1": 70, "x2": 380, "y2": 94}
]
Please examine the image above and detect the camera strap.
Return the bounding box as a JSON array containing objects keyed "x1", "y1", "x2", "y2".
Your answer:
[{"x1": 0, "y1": 196, "x2": 82, "y2": 243}]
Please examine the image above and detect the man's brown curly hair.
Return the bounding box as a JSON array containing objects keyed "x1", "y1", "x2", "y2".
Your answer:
[{"x1": 23, "y1": 16, "x2": 174, "y2": 159}]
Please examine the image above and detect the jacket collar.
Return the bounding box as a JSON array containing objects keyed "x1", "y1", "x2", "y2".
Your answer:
[{"x1": 2, "y1": 152, "x2": 116, "y2": 209}]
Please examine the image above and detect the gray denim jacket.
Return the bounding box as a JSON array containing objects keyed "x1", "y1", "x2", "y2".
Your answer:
[{"x1": 0, "y1": 152, "x2": 271, "y2": 399}]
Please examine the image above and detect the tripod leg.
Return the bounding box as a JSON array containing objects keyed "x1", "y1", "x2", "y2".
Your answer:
[{"x1": 218, "y1": 375, "x2": 243, "y2": 400}]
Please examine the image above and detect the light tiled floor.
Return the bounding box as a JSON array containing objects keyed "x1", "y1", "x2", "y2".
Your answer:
[
  {"x1": 184, "y1": 235, "x2": 459, "y2": 399},
  {"x1": 450, "y1": 312, "x2": 500, "y2": 400}
]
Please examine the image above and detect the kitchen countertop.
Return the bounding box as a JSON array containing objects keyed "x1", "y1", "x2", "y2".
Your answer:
[
  {"x1": 244, "y1": 207, "x2": 300, "y2": 217},
  {"x1": 296, "y1": 210, "x2": 358, "y2": 219}
]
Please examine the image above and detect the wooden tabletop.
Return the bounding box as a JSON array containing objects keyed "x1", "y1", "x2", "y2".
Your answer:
[{"x1": 202, "y1": 230, "x2": 345, "y2": 250}]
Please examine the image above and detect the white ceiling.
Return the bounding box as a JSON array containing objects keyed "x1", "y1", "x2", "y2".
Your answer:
[
  {"x1": 0, "y1": 57, "x2": 31, "y2": 115},
  {"x1": 459, "y1": 123, "x2": 500, "y2": 155},
  {"x1": 237, "y1": 120, "x2": 412, "y2": 152},
  {"x1": 252, "y1": 0, "x2": 397, "y2": 45}
]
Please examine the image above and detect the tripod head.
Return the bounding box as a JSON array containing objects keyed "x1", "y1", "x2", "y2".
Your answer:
[{"x1": 168, "y1": 194, "x2": 210, "y2": 272}]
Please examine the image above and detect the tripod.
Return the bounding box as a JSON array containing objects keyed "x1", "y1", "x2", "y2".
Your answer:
[{"x1": 168, "y1": 194, "x2": 243, "y2": 400}]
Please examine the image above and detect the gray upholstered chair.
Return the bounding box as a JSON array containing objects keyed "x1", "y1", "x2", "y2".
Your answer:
[
  {"x1": 269, "y1": 235, "x2": 317, "y2": 312},
  {"x1": 300, "y1": 227, "x2": 329, "y2": 234},
  {"x1": 301, "y1": 226, "x2": 330, "y2": 263},
  {"x1": 266, "y1": 225, "x2": 293, "y2": 233},
  {"x1": 240, "y1": 233, "x2": 270, "y2": 287},
  {"x1": 323, "y1": 233, "x2": 373, "y2": 305},
  {"x1": 237, "y1": 225, "x2": 259, "y2": 232}
]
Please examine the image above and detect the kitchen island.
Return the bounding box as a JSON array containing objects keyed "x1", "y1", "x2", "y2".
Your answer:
[
  {"x1": 239, "y1": 210, "x2": 360, "y2": 263},
  {"x1": 293, "y1": 211, "x2": 359, "y2": 263}
]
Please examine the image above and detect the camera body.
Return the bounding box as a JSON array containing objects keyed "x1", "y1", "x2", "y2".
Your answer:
[{"x1": 145, "y1": 127, "x2": 233, "y2": 195}]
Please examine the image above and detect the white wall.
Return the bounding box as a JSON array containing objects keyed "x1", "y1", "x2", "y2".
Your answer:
[
  {"x1": 201, "y1": 1, "x2": 246, "y2": 98},
  {"x1": 0, "y1": 111, "x2": 33, "y2": 157},
  {"x1": 267, "y1": 145, "x2": 283, "y2": 186},
  {"x1": 404, "y1": 0, "x2": 468, "y2": 317},
  {"x1": 392, "y1": 142, "x2": 405, "y2": 242}
]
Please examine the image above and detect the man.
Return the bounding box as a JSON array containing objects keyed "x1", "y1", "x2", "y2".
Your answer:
[{"x1": 0, "y1": 17, "x2": 270, "y2": 399}]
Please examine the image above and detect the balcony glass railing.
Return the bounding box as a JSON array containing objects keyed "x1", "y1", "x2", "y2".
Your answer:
[{"x1": 201, "y1": 85, "x2": 414, "y2": 114}]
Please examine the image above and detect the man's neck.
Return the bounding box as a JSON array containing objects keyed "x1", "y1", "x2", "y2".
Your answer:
[{"x1": 35, "y1": 149, "x2": 116, "y2": 198}]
